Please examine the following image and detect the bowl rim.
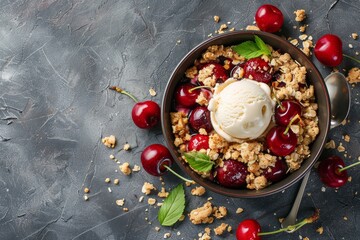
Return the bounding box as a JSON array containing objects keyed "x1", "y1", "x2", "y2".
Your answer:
[{"x1": 161, "y1": 30, "x2": 330, "y2": 198}]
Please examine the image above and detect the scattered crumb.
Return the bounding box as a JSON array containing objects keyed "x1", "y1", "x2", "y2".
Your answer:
[
  {"x1": 157, "y1": 202, "x2": 163, "y2": 207},
  {"x1": 158, "y1": 187, "x2": 169, "y2": 198},
  {"x1": 337, "y1": 143, "x2": 345, "y2": 152},
  {"x1": 214, "y1": 223, "x2": 228, "y2": 236},
  {"x1": 189, "y1": 202, "x2": 214, "y2": 224},
  {"x1": 217, "y1": 24, "x2": 228, "y2": 34},
  {"x1": 299, "y1": 25, "x2": 307, "y2": 32},
  {"x1": 84, "y1": 187, "x2": 90, "y2": 193},
  {"x1": 348, "y1": 176, "x2": 352, "y2": 182},
  {"x1": 83, "y1": 195, "x2": 89, "y2": 201},
  {"x1": 199, "y1": 228, "x2": 212, "y2": 240},
  {"x1": 176, "y1": 231, "x2": 181, "y2": 236},
  {"x1": 246, "y1": 25, "x2": 260, "y2": 31},
  {"x1": 109, "y1": 154, "x2": 115, "y2": 159},
  {"x1": 352, "y1": 33, "x2": 358, "y2": 40},
  {"x1": 301, "y1": 39, "x2": 313, "y2": 56},
  {"x1": 116, "y1": 199, "x2": 125, "y2": 206},
  {"x1": 142, "y1": 182, "x2": 156, "y2": 195},
  {"x1": 214, "y1": 15, "x2": 220, "y2": 23},
  {"x1": 186, "y1": 181, "x2": 196, "y2": 187},
  {"x1": 207, "y1": 197, "x2": 213, "y2": 201},
  {"x1": 227, "y1": 225, "x2": 232, "y2": 232},
  {"x1": 344, "y1": 135, "x2": 350, "y2": 142},
  {"x1": 119, "y1": 162, "x2": 132, "y2": 175},
  {"x1": 299, "y1": 34, "x2": 308, "y2": 40},
  {"x1": 123, "y1": 207, "x2": 129, "y2": 212},
  {"x1": 148, "y1": 198, "x2": 156, "y2": 205},
  {"x1": 123, "y1": 143, "x2": 131, "y2": 151},
  {"x1": 213, "y1": 206, "x2": 227, "y2": 219},
  {"x1": 102, "y1": 135, "x2": 116, "y2": 148},
  {"x1": 105, "y1": 177, "x2": 111, "y2": 183},
  {"x1": 164, "y1": 232, "x2": 171, "y2": 239},
  {"x1": 294, "y1": 9, "x2": 306, "y2": 22},
  {"x1": 278, "y1": 218, "x2": 284, "y2": 223},
  {"x1": 290, "y1": 39, "x2": 299, "y2": 46},
  {"x1": 343, "y1": 216, "x2": 348, "y2": 221},
  {"x1": 316, "y1": 226, "x2": 324, "y2": 234},
  {"x1": 114, "y1": 178, "x2": 119, "y2": 185},
  {"x1": 229, "y1": 27, "x2": 235, "y2": 32},
  {"x1": 149, "y1": 87, "x2": 157, "y2": 96},
  {"x1": 321, "y1": 187, "x2": 326, "y2": 192},
  {"x1": 108, "y1": 187, "x2": 112, "y2": 193},
  {"x1": 179, "y1": 214, "x2": 185, "y2": 221},
  {"x1": 325, "y1": 140, "x2": 336, "y2": 149},
  {"x1": 236, "y1": 208, "x2": 244, "y2": 214},
  {"x1": 132, "y1": 165, "x2": 141, "y2": 172},
  {"x1": 349, "y1": 44, "x2": 354, "y2": 49},
  {"x1": 347, "y1": 68, "x2": 360, "y2": 84},
  {"x1": 303, "y1": 237, "x2": 310, "y2": 240},
  {"x1": 155, "y1": 226, "x2": 160, "y2": 232},
  {"x1": 191, "y1": 186, "x2": 206, "y2": 196},
  {"x1": 139, "y1": 196, "x2": 144, "y2": 202}
]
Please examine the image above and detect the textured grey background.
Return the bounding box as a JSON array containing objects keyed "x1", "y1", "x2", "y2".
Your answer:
[{"x1": 0, "y1": 0, "x2": 359, "y2": 239}]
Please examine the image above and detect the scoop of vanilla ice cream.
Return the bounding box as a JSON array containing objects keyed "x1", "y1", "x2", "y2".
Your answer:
[{"x1": 208, "y1": 78, "x2": 274, "y2": 142}]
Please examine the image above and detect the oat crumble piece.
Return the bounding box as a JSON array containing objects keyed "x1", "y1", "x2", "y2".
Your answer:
[
  {"x1": 189, "y1": 202, "x2": 214, "y2": 224},
  {"x1": 246, "y1": 25, "x2": 260, "y2": 31},
  {"x1": 299, "y1": 34, "x2": 308, "y2": 41},
  {"x1": 102, "y1": 135, "x2": 116, "y2": 148},
  {"x1": 116, "y1": 199, "x2": 125, "y2": 206},
  {"x1": 325, "y1": 140, "x2": 336, "y2": 149},
  {"x1": 290, "y1": 39, "x2": 299, "y2": 46},
  {"x1": 142, "y1": 182, "x2": 156, "y2": 195},
  {"x1": 191, "y1": 186, "x2": 206, "y2": 196},
  {"x1": 299, "y1": 25, "x2": 307, "y2": 32},
  {"x1": 337, "y1": 143, "x2": 345, "y2": 152},
  {"x1": 155, "y1": 226, "x2": 160, "y2": 232},
  {"x1": 213, "y1": 15, "x2": 220, "y2": 23},
  {"x1": 217, "y1": 24, "x2": 228, "y2": 34},
  {"x1": 164, "y1": 232, "x2": 171, "y2": 239},
  {"x1": 212, "y1": 206, "x2": 227, "y2": 219},
  {"x1": 132, "y1": 164, "x2": 141, "y2": 172},
  {"x1": 300, "y1": 39, "x2": 313, "y2": 56},
  {"x1": 214, "y1": 223, "x2": 228, "y2": 236},
  {"x1": 158, "y1": 187, "x2": 169, "y2": 198},
  {"x1": 303, "y1": 237, "x2": 310, "y2": 240},
  {"x1": 139, "y1": 196, "x2": 144, "y2": 202},
  {"x1": 149, "y1": 87, "x2": 157, "y2": 96},
  {"x1": 347, "y1": 67, "x2": 360, "y2": 84},
  {"x1": 236, "y1": 208, "x2": 244, "y2": 214},
  {"x1": 316, "y1": 227, "x2": 324, "y2": 234},
  {"x1": 109, "y1": 154, "x2": 115, "y2": 159},
  {"x1": 294, "y1": 9, "x2": 306, "y2": 22},
  {"x1": 344, "y1": 135, "x2": 350, "y2": 142},
  {"x1": 148, "y1": 198, "x2": 156, "y2": 205},
  {"x1": 196, "y1": 92, "x2": 209, "y2": 106},
  {"x1": 83, "y1": 195, "x2": 89, "y2": 201},
  {"x1": 123, "y1": 143, "x2": 131, "y2": 151},
  {"x1": 352, "y1": 33, "x2": 358, "y2": 40},
  {"x1": 123, "y1": 207, "x2": 129, "y2": 212},
  {"x1": 179, "y1": 214, "x2": 185, "y2": 221},
  {"x1": 119, "y1": 162, "x2": 132, "y2": 175}
]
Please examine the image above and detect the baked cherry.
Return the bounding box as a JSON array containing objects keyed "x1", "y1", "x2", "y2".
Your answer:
[
  {"x1": 263, "y1": 158, "x2": 288, "y2": 183},
  {"x1": 187, "y1": 134, "x2": 209, "y2": 151},
  {"x1": 200, "y1": 62, "x2": 228, "y2": 82},
  {"x1": 266, "y1": 126, "x2": 297, "y2": 157},
  {"x1": 141, "y1": 144, "x2": 194, "y2": 182},
  {"x1": 216, "y1": 160, "x2": 248, "y2": 188},
  {"x1": 275, "y1": 100, "x2": 302, "y2": 126},
  {"x1": 314, "y1": 34, "x2": 343, "y2": 67},
  {"x1": 230, "y1": 63, "x2": 245, "y2": 78},
  {"x1": 317, "y1": 155, "x2": 352, "y2": 188},
  {"x1": 236, "y1": 210, "x2": 319, "y2": 240},
  {"x1": 175, "y1": 83, "x2": 201, "y2": 108},
  {"x1": 189, "y1": 106, "x2": 213, "y2": 133},
  {"x1": 110, "y1": 86, "x2": 160, "y2": 129},
  {"x1": 255, "y1": 4, "x2": 284, "y2": 33},
  {"x1": 243, "y1": 57, "x2": 273, "y2": 83}
]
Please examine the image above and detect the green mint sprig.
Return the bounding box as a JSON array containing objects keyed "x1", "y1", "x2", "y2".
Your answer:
[
  {"x1": 183, "y1": 152, "x2": 214, "y2": 173},
  {"x1": 233, "y1": 35, "x2": 271, "y2": 59}
]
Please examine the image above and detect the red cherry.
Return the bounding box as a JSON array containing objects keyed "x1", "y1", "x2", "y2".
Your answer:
[
  {"x1": 266, "y1": 126, "x2": 297, "y2": 156},
  {"x1": 216, "y1": 160, "x2": 248, "y2": 188},
  {"x1": 230, "y1": 63, "x2": 245, "y2": 78},
  {"x1": 132, "y1": 100, "x2": 161, "y2": 129},
  {"x1": 314, "y1": 34, "x2": 343, "y2": 67},
  {"x1": 175, "y1": 83, "x2": 201, "y2": 107},
  {"x1": 243, "y1": 57, "x2": 273, "y2": 83},
  {"x1": 275, "y1": 100, "x2": 302, "y2": 126},
  {"x1": 141, "y1": 144, "x2": 173, "y2": 176},
  {"x1": 263, "y1": 158, "x2": 288, "y2": 183},
  {"x1": 189, "y1": 106, "x2": 213, "y2": 133},
  {"x1": 236, "y1": 219, "x2": 261, "y2": 240},
  {"x1": 187, "y1": 134, "x2": 209, "y2": 151},
  {"x1": 255, "y1": 4, "x2": 284, "y2": 33},
  {"x1": 200, "y1": 62, "x2": 229, "y2": 82},
  {"x1": 318, "y1": 155, "x2": 348, "y2": 188}
]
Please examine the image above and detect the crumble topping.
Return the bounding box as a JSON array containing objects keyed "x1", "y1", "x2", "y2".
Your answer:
[
  {"x1": 189, "y1": 202, "x2": 214, "y2": 224},
  {"x1": 347, "y1": 67, "x2": 360, "y2": 84},
  {"x1": 119, "y1": 162, "x2": 132, "y2": 175},
  {"x1": 142, "y1": 182, "x2": 156, "y2": 195},
  {"x1": 191, "y1": 186, "x2": 206, "y2": 196},
  {"x1": 102, "y1": 135, "x2": 116, "y2": 148},
  {"x1": 294, "y1": 9, "x2": 306, "y2": 22},
  {"x1": 213, "y1": 223, "x2": 228, "y2": 236}
]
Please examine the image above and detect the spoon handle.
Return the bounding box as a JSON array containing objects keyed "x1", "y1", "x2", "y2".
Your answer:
[{"x1": 281, "y1": 170, "x2": 311, "y2": 231}]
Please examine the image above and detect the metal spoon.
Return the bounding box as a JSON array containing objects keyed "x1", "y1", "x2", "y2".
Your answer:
[{"x1": 281, "y1": 72, "x2": 351, "y2": 231}]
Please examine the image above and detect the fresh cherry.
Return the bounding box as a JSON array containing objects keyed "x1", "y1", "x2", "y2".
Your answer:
[
  {"x1": 314, "y1": 34, "x2": 343, "y2": 67},
  {"x1": 200, "y1": 62, "x2": 229, "y2": 82},
  {"x1": 318, "y1": 155, "x2": 349, "y2": 188},
  {"x1": 263, "y1": 158, "x2": 288, "y2": 183},
  {"x1": 187, "y1": 134, "x2": 209, "y2": 151},
  {"x1": 110, "y1": 86, "x2": 161, "y2": 129},
  {"x1": 236, "y1": 209, "x2": 319, "y2": 240},
  {"x1": 141, "y1": 144, "x2": 194, "y2": 182},
  {"x1": 275, "y1": 100, "x2": 302, "y2": 126},
  {"x1": 266, "y1": 126, "x2": 297, "y2": 157},
  {"x1": 255, "y1": 4, "x2": 284, "y2": 33},
  {"x1": 243, "y1": 57, "x2": 273, "y2": 83},
  {"x1": 189, "y1": 106, "x2": 213, "y2": 133},
  {"x1": 175, "y1": 83, "x2": 201, "y2": 108},
  {"x1": 216, "y1": 160, "x2": 248, "y2": 188}
]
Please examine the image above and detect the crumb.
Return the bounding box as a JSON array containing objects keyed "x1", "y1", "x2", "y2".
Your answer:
[
  {"x1": 157, "y1": 202, "x2": 163, "y2": 207},
  {"x1": 303, "y1": 237, "x2": 310, "y2": 240},
  {"x1": 290, "y1": 39, "x2": 299, "y2": 46},
  {"x1": 343, "y1": 216, "x2": 348, "y2": 221},
  {"x1": 199, "y1": 232, "x2": 211, "y2": 240},
  {"x1": 83, "y1": 195, "x2": 89, "y2": 201},
  {"x1": 301, "y1": 39, "x2": 313, "y2": 56},
  {"x1": 214, "y1": 223, "x2": 228, "y2": 236},
  {"x1": 105, "y1": 177, "x2": 111, "y2": 183},
  {"x1": 164, "y1": 233, "x2": 171, "y2": 239},
  {"x1": 316, "y1": 226, "x2": 324, "y2": 234},
  {"x1": 189, "y1": 202, "x2": 214, "y2": 224},
  {"x1": 352, "y1": 33, "x2": 358, "y2": 40},
  {"x1": 213, "y1": 206, "x2": 227, "y2": 219},
  {"x1": 142, "y1": 182, "x2": 156, "y2": 195},
  {"x1": 176, "y1": 40, "x2": 181, "y2": 45},
  {"x1": 139, "y1": 196, "x2": 144, "y2": 202},
  {"x1": 321, "y1": 187, "x2": 326, "y2": 192},
  {"x1": 344, "y1": 135, "x2": 350, "y2": 142},
  {"x1": 185, "y1": 181, "x2": 196, "y2": 187},
  {"x1": 348, "y1": 176, "x2": 352, "y2": 182},
  {"x1": 102, "y1": 135, "x2": 116, "y2": 148},
  {"x1": 299, "y1": 34, "x2": 308, "y2": 40},
  {"x1": 299, "y1": 25, "x2": 307, "y2": 32},
  {"x1": 119, "y1": 162, "x2": 132, "y2": 175},
  {"x1": 294, "y1": 9, "x2": 306, "y2": 22},
  {"x1": 278, "y1": 218, "x2": 284, "y2": 223},
  {"x1": 218, "y1": 24, "x2": 228, "y2": 34},
  {"x1": 148, "y1": 198, "x2": 156, "y2": 205},
  {"x1": 155, "y1": 226, "x2": 160, "y2": 232},
  {"x1": 337, "y1": 143, "x2": 345, "y2": 152},
  {"x1": 123, "y1": 143, "x2": 131, "y2": 151},
  {"x1": 207, "y1": 197, "x2": 213, "y2": 201},
  {"x1": 246, "y1": 25, "x2": 260, "y2": 31},
  {"x1": 347, "y1": 68, "x2": 360, "y2": 84},
  {"x1": 109, "y1": 154, "x2": 115, "y2": 159},
  {"x1": 132, "y1": 165, "x2": 141, "y2": 172},
  {"x1": 191, "y1": 186, "x2": 206, "y2": 196},
  {"x1": 84, "y1": 187, "x2": 90, "y2": 193},
  {"x1": 114, "y1": 178, "x2": 119, "y2": 185},
  {"x1": 123, "y1": 207, "x2": 129, "y2": 212},
  {"x1": 158, "y1": 187, "x2": 169, "y2": 198},
  {"x1": 325, "y1": 140, "x2": 336, "y2": 149},
  {"x1": 229, "y1": 27, "x2": 235, "y2": 32},
  {"x1": 149, "y1": 87, "x2": 157, "y2": 96},
  {"x1": 116, "y1": 199, "x2": 125, "y2": 206},
  {"x1": 349, "y1": 44, "x2": 354, "y2": 49},
  {"x1": 176, "y1": 231, "x2": 181, "y2": 236},
  {"x1": 214, "y1": 15, "x2": 220, "y2": 23},
  {"x1": 227, "y1": 225, "x2": 232, "y2": 232},
  {"x1": 179, "y1": 214, "x2": 185, "y2": 221},
  {"x1": 236, "y1": 208, "x2": 244, "y2": 214},
  {"x1": 108, "y1": 187, "x2": 112, "y2": 193}
]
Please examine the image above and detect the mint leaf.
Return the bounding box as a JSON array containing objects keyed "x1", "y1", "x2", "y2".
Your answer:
[
  {"x1": 183, "y1": 152, "x2": 214, "y2": 172},
  {"x1": 158, "y1": 184, "x2": 185, "y2": 226},
  {"x1": 232, "y1": 35, "x2": 271, "y2": 59},
  {"x1": 254, "y1": 35, "x2": 271, "y2": 56}
]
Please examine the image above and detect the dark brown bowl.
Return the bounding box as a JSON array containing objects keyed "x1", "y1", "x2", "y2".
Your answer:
[{"x1": 161, "y1": 31, "x2": 330, "y2": 198}]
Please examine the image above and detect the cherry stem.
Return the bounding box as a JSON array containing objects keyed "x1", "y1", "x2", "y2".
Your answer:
[
  {"x1": 338, "y1": 161, "x2": 360, "y2": 172},
  {"x1": 189, "y1": 85, "x2": 212, "y2": 93},
  {"x1": 258, "y1": 209, "x2": 320, "y2": 236},
  {"x1": 283, "y1": 114, "x2": 301, "y2": 135},
  {"x1": 163, "y1": 165, "x2": 195, "y2": 183},
  {"x1": 276, "y1": 99, "x2": 285, "y2": 111},
  {"x1": 343, "y1": 54, "x2": 360, "y2": 64},
  {"x1": 109, "y1": 86, "x2": 139, "y2": 103}
]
